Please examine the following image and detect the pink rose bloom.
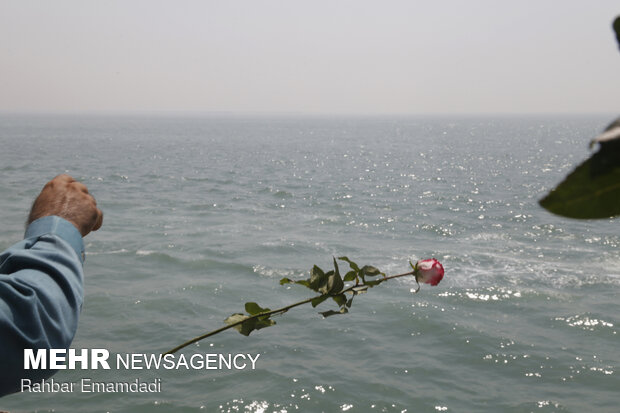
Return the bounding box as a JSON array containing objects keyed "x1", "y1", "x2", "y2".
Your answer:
[{"x1": 415, "y1": 258, "x2": 444, "y2": 286}]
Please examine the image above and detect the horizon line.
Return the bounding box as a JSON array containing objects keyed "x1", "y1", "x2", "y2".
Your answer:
[{"x1": 0, "y1": 109, "x2": 616, "y2": 119}]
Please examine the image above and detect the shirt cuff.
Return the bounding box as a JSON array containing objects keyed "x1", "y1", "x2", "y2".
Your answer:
[{"x1": 24, "y1": 216, "x2": 85, "y2": 263}]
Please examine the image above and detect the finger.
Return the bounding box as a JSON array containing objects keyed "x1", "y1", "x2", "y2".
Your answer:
[
  {"x1": 44, "y1": 174, "x2": 74, "y2": 191},
  {"x1": 54, "y1": 174, "x2": 75, "y2": 183},
  {"x1": 72, "y1": 181, "x2": 89, "y2": 194},
  {"x1": 92, "y1": 209, "x2": 103, "y2": 232}
]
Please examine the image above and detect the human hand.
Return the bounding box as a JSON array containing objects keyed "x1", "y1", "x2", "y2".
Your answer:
[{"x1": 28, "y1": 174, "x2": 103, "y2": 237}]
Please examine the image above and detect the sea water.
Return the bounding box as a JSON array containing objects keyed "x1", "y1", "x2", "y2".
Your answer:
[{"x1": 0, "y1": 114, "x2": 618, "y2": 412}]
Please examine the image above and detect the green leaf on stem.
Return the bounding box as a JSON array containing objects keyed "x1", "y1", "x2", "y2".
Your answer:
[
  {"x1": 351, "y1": 285, "x2": 369, "y2": 295},
  {"x1": 332, "y1": 293, "x2": 347, "y2": 307},
  {"x1": 364, "y1": 279, "x2": 385, "y2": 287},
  {"x1": 280, "y1": 277, "x2": 312, "y2": 288},
  {"x1": 333, "y1": 257, "x2": 340, "y2": 278},
  {"x1": 224, "y1": 313, "x2": 248, "y2": 325},
  {"x1": 255, "y1": 317, "x2": 276, "y2": 329},
  {"x1": 320, "y1": 307, "x2": 349, "y2": 318},
  {"x1": 361, "y1": 265, "x2": 382, "y2": 277},
  {"x1": 308, "y1": 265, "x2": 328, "y2": 291},
  {"x1": 343, "y1": 270, "x2": 357, "y2": 282},
  {"x1": 319, "y1": 265, "x2": 344, "y2": 295},
  {"x1": 295, "y1": 279, "x2": 311, "y2": 288},
  {"x1": 245, "y1": 302, "x2": 270, "y2": 315},
  {"x1": 224, "y1": 313, "x2": 254, "y2": 336},
  {"x1": 224, "y1": 312, "x2": 275, "y2": 336},
  {"x1": 338, "y1": 256, "x2": 360, "y2": 272},
  {"x1": 329, "y1": 271, "x2": 344, "y2": 294},
  {"x1": 311, "y1": 295, "x2": 329, "y2": 308}
]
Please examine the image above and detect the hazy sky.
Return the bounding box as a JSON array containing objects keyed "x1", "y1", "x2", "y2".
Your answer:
[{"x1": 1, "y1": 0, "x2": 619, "y2": 115}]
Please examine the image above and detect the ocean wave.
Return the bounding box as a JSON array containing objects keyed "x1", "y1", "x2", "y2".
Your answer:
[
  {"x1": 554, "y1": 314, "x2": 616, "y2": 332},
  {"x1": 466, "y1": 232, "x2": 511, "y2": 241},
  {"x1": 438, "y1": 286, "x2": 525, "y2": 302},
  {"x1": 85, "y1": 248, "x2": 129, "y2": 256},
  {"x1": 252, "y1": 264, "x2": 305, "y2": 279}
]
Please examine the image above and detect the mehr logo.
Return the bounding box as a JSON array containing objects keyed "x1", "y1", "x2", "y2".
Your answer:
[{"x1": 24, "y1": 349, "x2": 110, "y2": 370}]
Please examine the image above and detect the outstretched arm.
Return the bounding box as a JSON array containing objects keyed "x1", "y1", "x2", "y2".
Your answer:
[{"x1": 0, "y1": 175, "x2": 102, "y2": 397}]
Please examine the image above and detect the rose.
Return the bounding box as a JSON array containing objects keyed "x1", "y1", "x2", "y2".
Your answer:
[
  {"x1": 169, "y1": 257, "x2": 446, "y2": 353},
  {"x1": 413, "y1": 258, "x2": 444, "y2": 286}
]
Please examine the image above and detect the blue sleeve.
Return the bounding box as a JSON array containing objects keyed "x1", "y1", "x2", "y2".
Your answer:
[{"x1": 0, "y1": 216, "x2": 85, "y2": 397}]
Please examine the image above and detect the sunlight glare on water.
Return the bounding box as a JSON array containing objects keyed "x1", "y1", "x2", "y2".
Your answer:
[{"x1": 0, "y1": 114, "x2": 618, "y2": 412}]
